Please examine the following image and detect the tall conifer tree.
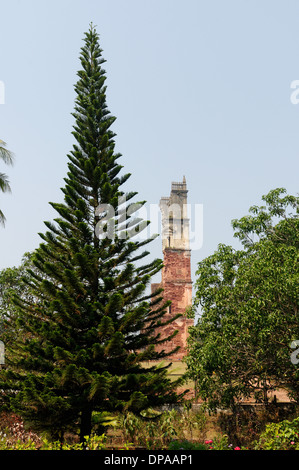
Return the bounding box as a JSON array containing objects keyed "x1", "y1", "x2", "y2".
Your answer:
[{"x1": 1, "y1": 25, "x2": 183, "y2": 441}]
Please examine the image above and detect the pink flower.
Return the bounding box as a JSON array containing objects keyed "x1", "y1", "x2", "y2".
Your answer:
[
  {"x1": 205, "y1": 440, "x2": 213, "y2": 444},
  {"x1": 234, "y1": 447, "x2": 241, "y2": 450}
]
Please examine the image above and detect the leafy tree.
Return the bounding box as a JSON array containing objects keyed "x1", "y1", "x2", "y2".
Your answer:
[
  {"x1": 0, "y1": 140, "x2": 14, "y2": 226},
  {"x1": 0, "y1": 254, "x2": 36, "y2": 362},
  {"x1": 0, "y1": 254, "x2": 30, "y2": 335},
  {"x1": 186, "y1": 188, "x2": 299, "y2": 410},
  {"x1": 0, "y1": 25, "x2": 183, "y2": 442}
]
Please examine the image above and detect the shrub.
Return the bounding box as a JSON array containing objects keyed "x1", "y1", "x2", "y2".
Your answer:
[
  {"x1": 217, "y1": 405, "x2": 297, "y2": 448},
  {"x1": 118, "y1": 408, "x2": 210, "y2": 449},
  {"x1": 168, "y1": 439, "x2": 207, "y2": 450},
  {"x1": 255, "y1": 417, "x2": 299, "y2": 450},
  {"x1": 118, "y1": 410, "x2": 180, "y2": 449},
  {"x1": 0, "y1": 434, "x2": 107, "y2": 450},
  {"x1": 168, "y1": 435, "x2": 243, "y2": 450},
  {"x1": 206, "y1": 434, "x2": 241, "y2": 450},
  {"x1": 0, "y1": 412, "x2": 42, "y2": 449}
]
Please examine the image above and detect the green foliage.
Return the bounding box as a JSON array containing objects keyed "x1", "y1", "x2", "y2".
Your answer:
[
  {"x1": 0, "y1": 434, "x2": 107, "y2": 450},
  {"x1": 91, "y1": 411, "x2": 119, "y2": 435},
  {"x1": 216, "y1": 405, "x2": 288, "y2": 449},
  {"x1": 203, "y1": 434, "x2": 243, "y2": 450},
  {"x1": 118, "y1": 408, "x2": 209, "y2": 449},
  {"x1": 0, "y1": 253, "x2": 32, "y2": 331},
  {"x1": 0, "y1": 408, "x2": 256, "y2": 450},
  {"x1": 255, "y1": 417, "x2": 299, "y2": 450},
  {"x1": 168, "y1": 439, "x2": 207, "y2": 450},
  {"x1": 0, "y1": 438, "x2": 37, "y2": 450},
  {"x1": 186, "y1": 188, "x2": 299, "y2": 410},
  {"x1": 119, "y1": 410, "x2": 177, "y2": 449},
  {"x1": 0, "y1": 24, "x2": 182, "y2": 442}
]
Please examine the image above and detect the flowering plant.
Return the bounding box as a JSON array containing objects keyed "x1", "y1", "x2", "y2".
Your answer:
[
  {"x1": 255, "y1": 417, "x2": 299, "y2": 450},
  {"x1": 204, "y1": 435, "x2": 243, "y2": 450}
]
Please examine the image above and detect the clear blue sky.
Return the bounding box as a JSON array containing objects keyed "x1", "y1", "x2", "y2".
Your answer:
[{"x1": 0, "y1": 0, "x2": 298, "y2": 286}]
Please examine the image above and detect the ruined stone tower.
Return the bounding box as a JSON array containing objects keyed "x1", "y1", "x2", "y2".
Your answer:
[{"x1": 152, "y1": 177, "x2": 193, "y2": 361}]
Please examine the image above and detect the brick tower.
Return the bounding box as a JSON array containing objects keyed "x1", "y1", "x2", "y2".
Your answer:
[{"x1": 152, "y1": 177, "x2": 193, "y2": 361}]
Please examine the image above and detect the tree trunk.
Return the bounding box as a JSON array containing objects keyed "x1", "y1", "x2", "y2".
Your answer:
[{"x1": 80, "y1": 408, "x2": 92, "y2": 444}]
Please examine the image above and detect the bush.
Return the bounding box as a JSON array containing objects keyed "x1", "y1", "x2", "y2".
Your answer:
[
  {"x1": 168, "y1": 439, "x2": 207, "y2": 450},
  {"x1": 0, "y1": 412, "x2": 42, "y2": 449},
  {"x1": 168, "y1": 436, "x2": 243, "y2": 450},
  {"x1": 217, "y1": 405, "x2": 297, "y2": 448},
  {"x1": 255, "y1": 417, "x2": 299, "y2": 450},
  {"x1": 118, "y1": 408, "x2": 210, "y2": 449},
  {"x1": 0, "y1": 413, "x2": 107, "y2": 450},
  {"x1": 205, "y1": 435, "x2": 242, "y2": 450},
  {"x1": 0, "y1": 434, "x2": 107, "y2": 450},
  {"x1": 118, "y1": 410, "x2": 179, "y2": 449}
]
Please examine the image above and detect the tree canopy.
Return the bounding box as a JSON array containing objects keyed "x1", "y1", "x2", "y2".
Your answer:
[{"x1": 186, "y1": 188, "x2": 299, "y2": 410}]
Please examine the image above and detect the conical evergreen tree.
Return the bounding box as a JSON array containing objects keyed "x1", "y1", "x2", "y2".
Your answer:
[{"x1": 0, "y1": 25, "x2": 184, "y2": 442}]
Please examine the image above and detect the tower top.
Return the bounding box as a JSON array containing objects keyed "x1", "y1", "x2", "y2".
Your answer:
[
  {"x1": 169, "y1": 176, "x2": 187, "y2": 193},
  {"x1": 160, "y1": 177, "x2": 190, "y2": 251}
]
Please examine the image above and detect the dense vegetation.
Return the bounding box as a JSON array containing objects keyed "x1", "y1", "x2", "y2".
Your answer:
[
  {"x1": 186, "y1": 188, "x2": 299, "y2": 410},
  {"x1": 0, "y1": 25, "x2": 298, "y2": 452}
]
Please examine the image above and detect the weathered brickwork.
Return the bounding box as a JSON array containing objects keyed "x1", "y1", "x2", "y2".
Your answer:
[{"x1": 152, "y1": 178, "x2": 193, "y2": 361}]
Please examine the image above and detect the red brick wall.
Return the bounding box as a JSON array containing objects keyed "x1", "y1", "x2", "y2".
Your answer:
[{"x1": 152, "y1": 248, "x2": 193, "y2": 361}]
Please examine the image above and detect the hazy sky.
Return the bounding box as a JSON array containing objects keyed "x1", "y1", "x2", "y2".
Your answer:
[{"x1": 0, "y1": 0, "x2": 298, "y2": 286}]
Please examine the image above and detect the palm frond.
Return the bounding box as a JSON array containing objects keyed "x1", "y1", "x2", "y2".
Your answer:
[
  {"x1": 0, "y1": 172, "x2": 11, "y2": 193},
  {"x1": 0, "y1": 140, "x2": 14, "y2": 165}
]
